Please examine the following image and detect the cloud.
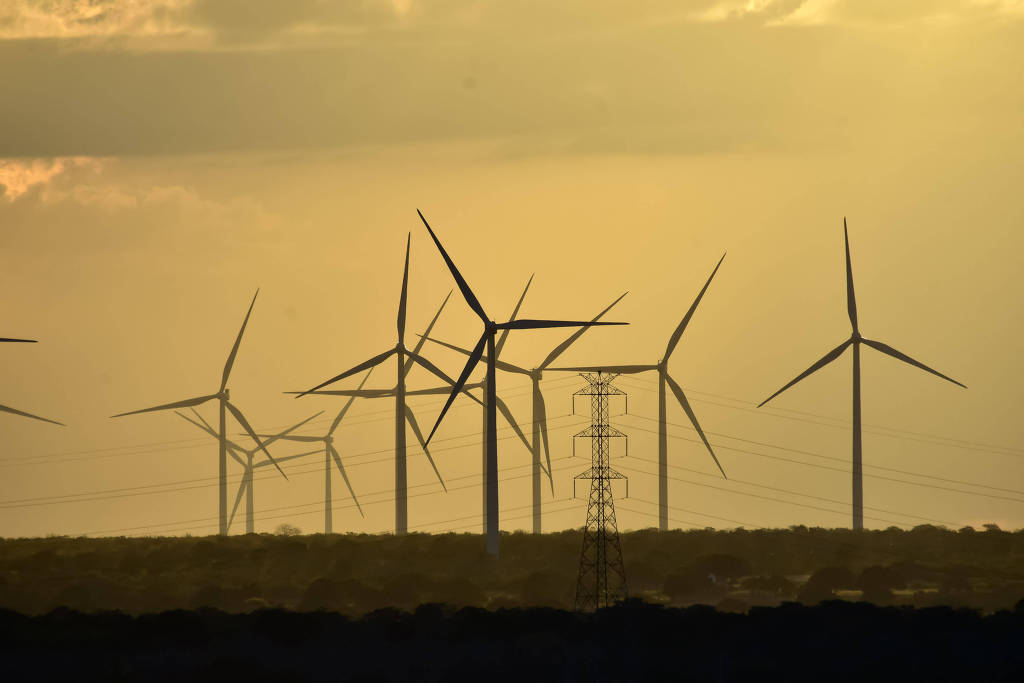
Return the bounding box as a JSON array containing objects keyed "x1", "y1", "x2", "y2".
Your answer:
[
  {"x1": 0, "y1": 1, "x2": 192, "y2": 40},
  {"x1": 0, "y1": 157, "x2": 102, "y2": 199},
  {"x1": 0, "y1": 157, "x2": 278, "y2": 265},
  {"x1": 0, "y1": 1, "x2": 1022, "y2": 159},
  {"x1": 770, "y1": 0, "x2": 1024, "y2": 26},
  {"x1": 1, "y1": 0, "x2": 1023, "y2": 46}
]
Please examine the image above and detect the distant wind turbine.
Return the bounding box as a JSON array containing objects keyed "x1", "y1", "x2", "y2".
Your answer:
[
  {"x1": 547, "y1": 255, "x2": 728, "y2": 531},
  {"x1": 262, "y1": 370, "x2": 377, "y2": 533},
  {"x1": 294, "y1": 293, "x2": 533, "y2": 526},
  {"x1": 178, "y1": 408, "x2": 322, "y2": 534},
  {"x1": 422, "y1": 289, "x2": 628, "y2": 533},
  {"x1": 417, "y1": 209, "x2": 627, "y2": 557},
  {"x1": 1, "y1": 337, "x2": 63, "y2": 426},
  {"x1": 758, "y1": 219, "x2": 965, "y2": 530},
  {"x1": 111, "y1": 290, "x2": 286, "y2": 536},
  {"x1": 295, "y1": 235, "x2": 469, "y2": 535}
]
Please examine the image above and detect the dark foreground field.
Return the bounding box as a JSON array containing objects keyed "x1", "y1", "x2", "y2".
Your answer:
[
  {"x1": 3, "y1": 600, "x2": 1024, "y2": 681},
  {"x1": 2, "y1": 525, "x2": 1022, "y2": 614},
  {"x1": 2, "y1": 527, "x2": 1022, "y2": 680}
]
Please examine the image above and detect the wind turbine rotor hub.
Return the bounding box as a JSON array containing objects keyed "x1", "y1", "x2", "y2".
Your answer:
[
  {"x1": 325, "y1": 435, "x2": 333, "y2": 445},
  {"x1": 221, "y1": 389, "x2": 230, "y2": 400},
  {"x1": 486, "y1": 321, "x2": 497, "y2": 333}
]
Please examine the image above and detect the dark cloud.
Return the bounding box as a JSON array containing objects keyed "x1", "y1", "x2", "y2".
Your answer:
[
  {"x1": 184, "y1": 0, "x2": 400, "y2": 39},
  {"x1": 0, "y1": 2, "x2": 1021, "y2": 158}
]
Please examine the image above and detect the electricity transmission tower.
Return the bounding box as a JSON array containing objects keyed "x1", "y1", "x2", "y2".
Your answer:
[{"x1": 572, "y1": 372, "x2": 629, "y2": 611}]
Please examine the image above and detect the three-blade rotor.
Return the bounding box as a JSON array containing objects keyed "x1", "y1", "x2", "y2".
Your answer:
[
  {"x1": 759, "y1": 219, "x2": 965, "y2": 408},
  {"x1": 417, "y1": 209, "x2": 627, "y2": 446}
]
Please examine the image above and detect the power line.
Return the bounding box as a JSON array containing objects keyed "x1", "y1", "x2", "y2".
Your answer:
[
  {"x1": 620, "y1": 411, "x2": 1024, "y2": 497},
  {"x1": 0, "y1": 374, "x2": 582, "y2": 467},
  {"x1": 0, "y1": 414, "x2": 587, "y2": 510},
  {"x1": 615, "y1": 375, "x2": 1022, "y2": 458},
  {"x1": 617, "y1": 461, "x2": 914, "y2": 527},
  {"x1": 81, "y1": 455, "x2": 585, "y2": 538},
  {"x1": 618, "y1": 415, "x2": 1024, "y2": 504},
  {"x1": 621, "y1": 453, "x2": 958, "y2": 527}
]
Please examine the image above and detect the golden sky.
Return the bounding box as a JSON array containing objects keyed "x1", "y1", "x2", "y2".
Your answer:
[{"x1": 1, "y1": 0, "x2": 1022, "y2": 538}]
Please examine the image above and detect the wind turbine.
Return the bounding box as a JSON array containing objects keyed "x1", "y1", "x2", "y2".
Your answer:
[
  {"x1": 758, "y1": 219, "x2": 965, "y2": 530},
  {"x1": 295, "y1": 235, "x2": 471, "y2": 535},
  {"x1": 546, "y1": 255, "x2": 728, "y2": 531},
  {"x1": 417, "y1": 209, "x2": 627, "y2": 557},
  {"x1": 422, "y1": 289, "x2": 628, "y2": 533},
  {"x1": 1, "y1": 337, "x2": 63, "y2": 426},
  {"x1": 177, "y1": 408, "x2": 322, "y2": 534},
  {"x1": 262, "y1": 370, "x2": 376, "y2": 534},
  {"x1": 111, "y1": 290, "x2": 286, "y2": 536},
  {"x1": 295, "y1": 292, "x2": 533, "y2": 529}
]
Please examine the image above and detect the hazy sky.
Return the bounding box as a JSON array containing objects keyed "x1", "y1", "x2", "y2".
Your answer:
[{"x1": 1, "y1": 0, "x2": 1022, "y2": 538}]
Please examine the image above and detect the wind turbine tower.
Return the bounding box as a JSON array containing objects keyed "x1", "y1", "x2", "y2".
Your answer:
[
  {"x1": 548, "y1": 255, "x2": 728, "y2": 531},
  {"x1": 111, "y1": 290, "x2": 286, "y2": 536},
  {"x1": 418, "y1": 209, "x2": 627, "y2": 557},
  {"x1": 759, "y1": 219, "x2": 965, "y2": 530},
  {"x1": 423, "y1": 289, "x2": 627, "y2": 533},
  {"x1": 296, "y1": 236, "x2": 468, "y2": 535}
]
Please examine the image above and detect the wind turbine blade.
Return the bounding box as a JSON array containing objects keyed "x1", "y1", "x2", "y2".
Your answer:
[
  {"x1": 0, "y1": 338, "x2": 37, "y2": 343},
  {"x1": 861, "y1": 338, "x2": 967, "y2": 389},
  {"x1": 664, "y1": 253, "x2": 725, "y2": 361},
  {"x1": 262, "y1": 411, "x2": 325, "y2": 449},
  {"x1": 494, "y1": 395, "x2": 532, "y2": 452},
  {"x1": 222, "y1": 289, "x2": 259, "y2": 392},
  {"x1": 405, "y1": 290, "x2": 452, "y2": 379},
  {"x1": 175, "y1": 410, "x2": 247, "y2": 454},
  {"x1": 496, "y1": 274, "x2": 533, "y2": 358},
  {"x1": 535, "y1": 385, "x2": 554, "y2": 496},
  {"x1": 190, "y1": 408, "x2": 219, "y2": 438},
  {"x1": 495, "y1": 319, "x2": 627, "y2": 330},
  {"x1": 329, "y1": 368, "x2": 373, "y2": 436},
  {"x1": 417, "y1": 209, "x2": 488, "y2": 323},
  {"x1": 844, "y1": 218, "x2": 859, "y2": 334},
  {"x1": 287, "y1": 389, "x2": 394, "y2": 398},
  {"x1": 407, "y1": 385, "x2": 474, "y2": 397},
  {"x1": 540, "y1": 291, "x2": 628, "y2": 370},
  {"x1": 406, "y1": 406, "x2": 447, "y2": 492},
  {"x1": 426, "y1": 333, "x2": 487, "y2": 444},
  {"x1": 253, "y1": 449, "x2": 321, "y2": 467},
  {"x1": 758, "y1": 339, "x2": 852, "y2": 408},
  {"x1": 254, "y1": 434, "x2": 324, "y2": 443},
  {"x1": 0, "y1": 403, "x2": 64, "y2": 426},
  {"x1": 665, "y1": 373, "x2": 727, "y2": 479},
  {"x1": 296, "y1": 347, "x2": 396, "y2": 397},
  {"x1": 228, "y1": 475, "x2": 248, "y2": 531},
  {"x1": 329, "y1": 444, "x2": 363, "y2": 517},
  {"x1": 406, "y1": 350, "x2": 484, "y2": 406},
  {"x1": 545, "y1": 364, "x2": 658, "y2": 374},
  {"x1": 227, "y1": 402, "x2": 288, "y2": 481},
  {"x1": 420, "y1": 335, "x2": 529, "y2": 375},
  {"x1": 176, "y1": 410, "x2": 217, "y2": 438},
  {"x1": 398, "y1": 233, "x2": 410, "y2": 345},
  {"x1": 112, "y1": 393, "x2": 219, "y2": 418}
]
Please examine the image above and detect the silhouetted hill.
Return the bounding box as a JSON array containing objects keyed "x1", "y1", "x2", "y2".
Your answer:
[{"x1": 1, "y1": 526, "x2": 1022, "y2": 615}]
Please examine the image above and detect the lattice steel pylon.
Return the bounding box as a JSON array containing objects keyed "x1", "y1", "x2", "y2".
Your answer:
[{"x1": 573, "y1": 371, "x2": 629, "y2": 611}]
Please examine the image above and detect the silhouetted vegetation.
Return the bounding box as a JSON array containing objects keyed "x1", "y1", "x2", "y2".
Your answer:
[
  {"x1": 0, "y1": 525, "x2": 1022, "y2": 615},
  {"x1": 1, "y1": 600, "x2": 1022, "y2": 681}
]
